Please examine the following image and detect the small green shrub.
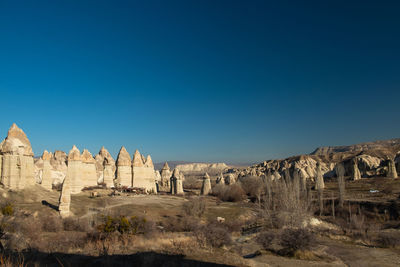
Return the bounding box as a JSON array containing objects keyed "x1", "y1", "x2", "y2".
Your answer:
[{"x1": 1, "y1": 203, "x2": 13, "y2": 216}]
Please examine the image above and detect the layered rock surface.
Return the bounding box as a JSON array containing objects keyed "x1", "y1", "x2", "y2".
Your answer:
[{"x1": 0, "y1": 124, "x2": 35, "y2": 190}]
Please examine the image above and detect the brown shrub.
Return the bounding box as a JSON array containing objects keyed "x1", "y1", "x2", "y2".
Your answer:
[
  {"x1": 161, "y1": 216, "x2": 199, "y2": 232},
  {"x1": 279, "y1": 228, "x2": 315, "y2": 254},
  {"x1": 42, "y1": 214, "x2": 63, "y2": 232},
  {"x1": 182, "y1": 197, "x2": 207, "y2": 218},
  {"x1": 212, "y1": 184, "x2": 246, "y2": 202},
  {"x1": 256, "y1": 231, "x2": 275, "y2": 249},
  {"x1": 63, "y1": 217, "x2": 92, "y2": 232},
  {"x1": 376, "y1": 232, "x2": 400, "y2": 248},
  {"x1": 194, "y1": 222, "x2": 232, "y2": 248},
  {"x1": 240, "y1": 176, "x2": 264, "y2": 202}
]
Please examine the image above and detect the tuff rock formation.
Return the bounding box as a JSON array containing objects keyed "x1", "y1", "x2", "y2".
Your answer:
[
  {"x1": 67, "y1": 145, "x2": 84, "y2": 194},
  {"x1": 387, "y1": 158, "x2": 398, "y2": 178},
  {"x1": 81, "y1": 149, "x2": 98, "y2": 188},
  {"x1": 116, "y1": 146, "x2": 131, "y2": 187},
  {"x1": 352, "y1": 158, "x2": 361, "y2": 180},
  {"x1": 95, "y1": 146, "x2": 115, "y2": 187},
  {"x1": 200, "y1": 173, "x2": 212, "y2": 195},
  {"x1": 59, "y1": 168, "x2": 71, "y2": 218},
  {"x1": 40, "y1": 150, "x2": 53, "y2": 190},
  {"x1": 170, "y1": 168, "x2": 184, "y2": 195},
  {"x1": 159, "y1": 162, "x2": 172, "y2": 191},
  {"x1": 176, "y1": 163, "x2": 228, "y2": 173},
  {"x1": 0, "y1": 123, "x2": 35, "y2": 190},
  {"x1": 132, "y1": 150, "x2": 157, "y2": 193},
  {"x1": 315, "y1": 162, "x2": 325, "y2": 191}
]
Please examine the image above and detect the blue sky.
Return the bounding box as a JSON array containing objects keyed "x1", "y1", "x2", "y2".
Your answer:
[{"x1": 0, "y1": 0, "x2": 399, "y2": 164}]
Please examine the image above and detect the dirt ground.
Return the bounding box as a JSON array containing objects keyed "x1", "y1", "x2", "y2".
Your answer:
[{"x1": 1, "y1": 178, "x2": 400, "y2": 266}]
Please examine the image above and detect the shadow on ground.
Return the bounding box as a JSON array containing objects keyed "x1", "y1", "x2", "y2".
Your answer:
[{"x1": 3, "y1": 250, "x2": 233, "y2": 267}]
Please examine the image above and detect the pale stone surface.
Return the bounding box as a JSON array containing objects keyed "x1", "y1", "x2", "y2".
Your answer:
[
  {"x1": 116, "y1": 147, "x2": 131, "y2": 187},
  {"x1": 159, "y1": 162, "x2": 171, "y2": 192},
  {"x1": 175, "y1": 162, "x2": 228, "y2": 173},
  {"x1": 81, "y1": 149, "x2": 98, "y2": 188},
  {"x1": 170, "y1": 168, "x2": 184, "y2": 195},
  {"x1": 216, "y1": 172, "x2": 223, "y2": 184},
  {"x1": 95, "y1": 147, "x2": 115, "y2": 187},
  {"x1": 67, "y1": 146, "x2": 84, "y2": 194},
  {"x1": 315, "y1": 161, "x2": 325, "y2": 190},
  {"x1": 352, "y1": 158, "x2": 361, "y2": 180},
  {"x1": 132, "y1": 150, "x2": 157, "y2": 193},
  {"x1": 201, "y1": 172, "x2": 212, "y2": 195},
  {"x1": 59, "y1": 168, "x2": 71, "y2": 217},
  {"x1": 41, "y1": 150, "x2": 53, "y2": 190},
  {"x1": 0, "y1": 124, "x2": 35, "y2": 190},
  {"x1": 132, "y1": 150, "x2": 144, "y2": 167},
  {"x1": 388, "y1": 158, "x2": 398, "y2": 178}
]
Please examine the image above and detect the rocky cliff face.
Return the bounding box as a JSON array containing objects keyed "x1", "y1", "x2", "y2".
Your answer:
[
  {"x1": 176, "y1": 163, "x2": 229, "y2": 173},
  {"x1": 230, "y1": 138, "x2": 400, "y2": 181}
]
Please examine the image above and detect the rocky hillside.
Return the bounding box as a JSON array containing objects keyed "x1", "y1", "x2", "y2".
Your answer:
[
  {"x1": 229, "y1": 138, "x2": 400, "y2": 181},
  {"x1": 175, "y1": 163, "x2": 229, "y2": 174},
  {"x1": 311, "y1": 138, "x2": 400, "y2": 155}
]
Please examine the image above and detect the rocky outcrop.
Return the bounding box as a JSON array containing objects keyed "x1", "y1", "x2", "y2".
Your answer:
[
  {"x1": 81, "y1": 149, "x2": 98, "y2": 188},
  {"x1": 159, "y1": 162, "x2": 171, "y2": 192},
  {"x1": 40, "y1": 150, "x2": 53, "y2": 190},
  {"x1": 175, "y1": 163, "x2": 229, "y2": 173},
  {"x1": 170, "y1": 168, "x2": 184, "y2": 195},
  {"x1": 95, "y1": 147, "x2": 115, "y2": 187},
  {"x1": 200, "y1": 173, "x2": 212, "y2": 195},
  {"x1": 311, "y1": 138, "x2": 400, "y2": 155},
  {"x1": 116, "y1": 146, "x2": 131, "y2": 187},
  {"x1": 67, "y1": 145, "x2": 84, "y2": 194},
  {"x1": 387, "y1": 158, "x2": 398, "y2": 178},
  {"x1": 59, "y1": 168, "x2": 71, "y2": 217},
  {"x1": 352, "y1": 158, "x2": 361, "y2": 180},
  {"x1": 0, "y1": 124, "x2": 35, "y2": 190},
  {"x1": 132, "y1": 150, "x2": 157, "y2": 193},
  {"x1": 315, "y1": 162, "x2": 325, "y2": 190}
]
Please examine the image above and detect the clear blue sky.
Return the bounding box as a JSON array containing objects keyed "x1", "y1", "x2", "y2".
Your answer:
[{"x1": 0, "y1": 1, "x2": 399, "y2": 164}]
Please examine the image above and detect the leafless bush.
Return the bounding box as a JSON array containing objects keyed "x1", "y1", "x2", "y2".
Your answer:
[
  {"x1": 42, "y1": 214, "x2": 63, "y2": 232},
  {"x1": 63, "y1": 217, "x2": 92, "y2": 232},
  {"x1": 240, "y1": 176, "x2": 264, "y2": 204},
  {"x1": 376, "y1": 232, "x2": 400, "y2": 248},
  {"x1": 182, "y1": 197, "x2": 207, "y2": 218},
  {"x1": 194, "y1": 223, "x2": 232, "y2": 248},
  {"x1": 256, "y1": 231, "x2": 275, "y2": 249},
  {"x1": 212, "y1": 184, "x2": 246, "y2": 202},
  {"x1": 279, "y1": 228, "x2": 315, "y2": 255},
  {"x1": 161, "y1": 216, "x2": 199, "y2": 232},
  {"x1": 261, "y1": 178, "x2": 313, "y2": 228}
]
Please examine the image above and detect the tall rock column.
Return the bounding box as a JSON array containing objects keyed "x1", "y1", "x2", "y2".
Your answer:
[
  {"x1": 59, "y1": 168, "x2": 71, "y2": 217},
  {"x1": 95, "y1": 146, "x2": 115, "y2": 186},
  {"x1": 200, "y1": 172, "x2": 212, "y2": 195},
  {"x1": 132, "y1": 150, "x2": 157, "y2": 193},
  {"x1": 0, "y1": 123, "x2": 35, "y2": 190},
  {"x1": 116, "y1": 146, "x2": 132, "y2": 187},
  {"x1": 41, "y1": 150, "x2": 53, "y2": 190},
  {"x1": 352, "y1": 158, "x2": 361, "y2": 180},
  {"x1": 315, "y1": 161, "x2": 325, "y2": 190},
  {"x1": 160, "y1": 162, "x2": 171, "y2": 192},
  {"x1": 103, "y1": 158, "x2": 115, "y2": 188},
  {"x1": 387, "y1": 158, "x2": 398, "y2": 178},
  {"x1": 81, "y1": 149, "x2": 98, "y2": 188},
  {"x1": 170, "y1": 168, "x2": 184, "y2": 195},
  {"x1": 67, "y1": 145, "x2": 84, "y2": 194}
]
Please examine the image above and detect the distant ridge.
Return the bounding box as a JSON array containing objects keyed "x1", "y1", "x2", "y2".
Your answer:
[{"x1": 311, "y1": 138, "x2": 400, "y2": 155}]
